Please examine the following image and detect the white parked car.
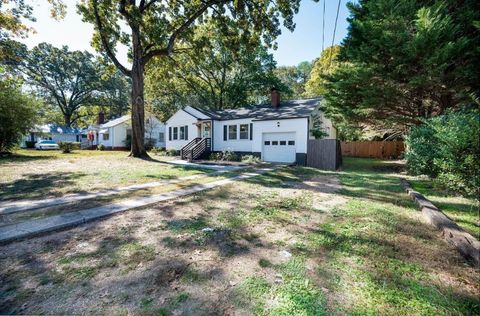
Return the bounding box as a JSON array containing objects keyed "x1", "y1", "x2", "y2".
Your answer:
[{"x1": 35, "y1": 140, "x2": 60, "y2": 150}]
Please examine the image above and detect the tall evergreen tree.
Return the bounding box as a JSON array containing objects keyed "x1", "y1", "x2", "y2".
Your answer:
[{"x1": 323, "y1": 0, "x2": 480, "y2": 133}]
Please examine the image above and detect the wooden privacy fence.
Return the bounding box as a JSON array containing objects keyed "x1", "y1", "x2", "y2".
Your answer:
[
  {"x1": 307, "y1": 139, "x2": 342, "y2": 170},
  {"x1": 341, "y1": 141, "x2": 405, "y2": 159}
]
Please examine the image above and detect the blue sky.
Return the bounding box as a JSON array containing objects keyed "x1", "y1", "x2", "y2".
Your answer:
[
  {"x1": 274, "y1": 0, "x2": 351, "y2": 66},
  {"x1": 21, "y1": 0, "x2": 352, "y2": 67}
]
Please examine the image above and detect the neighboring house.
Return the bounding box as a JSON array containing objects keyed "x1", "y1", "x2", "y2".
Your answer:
[
  {"x1": 88, "y1": 112, "x2": 165, "y2": 149},
  {"x1": 165, "y1": 89, "x2": 336, "y2": 164},
  {"x1": 23, "y1": 124, "x2": 86, "y2": 147}
]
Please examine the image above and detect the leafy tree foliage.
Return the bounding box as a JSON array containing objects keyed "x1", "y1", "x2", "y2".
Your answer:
[
  {"x1": 309, "y1": 113, "x2": 328, "y2": 139},
  {"x1": 11, "y1": 43, "x2": 102, "y2": 127},
  {"x1": 274, "y1": 61, "x2": 312, "y2": 99},
  {"x1": 0, "y1": 0, "x2": 65, "y2": 60},
  {"x1": 77, "y1": 0, "x2": 305, "y2": 157},
  {"x1": 405, "y1": 107, "x2": 480, "y2": 198},
  {"x1": 323, "y1": 0, "x2": 480, "y2": 133},
  {"x1": 145, "y1": 22, "x2": 285, "y2": 119},
  {"x1": 0, "y1": 75, "x2": 39, "y2": 153},
  {"x1": 304, "y1": 46, "x2": 340, "y2": 98}
]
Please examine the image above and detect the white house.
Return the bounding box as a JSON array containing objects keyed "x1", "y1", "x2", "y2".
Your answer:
[
  {"x1": 23, "y1": 124, "x2": 86, "y2": 147},
  {"x1": 165, "y1": 89, "x2": 336, "y2": 165},
  {"x1": 88, "y1": 112, "x2": 165, "y2": 149}
]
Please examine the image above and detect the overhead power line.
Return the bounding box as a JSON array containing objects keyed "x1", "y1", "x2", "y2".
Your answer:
[
  {"x1": 329, "y1": 0, "x2": 342, "y2": 66},
  {"x1": 322, "y1": 0, "x2": 326, "y2": 52}
]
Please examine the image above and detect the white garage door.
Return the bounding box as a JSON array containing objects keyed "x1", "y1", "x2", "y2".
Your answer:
[{"x1": 262, "y1": 132, "x2": 296, "y2": 163}]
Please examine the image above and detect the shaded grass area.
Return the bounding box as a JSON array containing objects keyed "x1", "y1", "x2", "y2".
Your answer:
[
  {"x1": 409, "y1": 178, "x2": 479, "y2": 238},
  {"x1": 0, "y1": 149, "x2": 212, "y2": 201},
  {"x1": 0, "y1": 159, "x2": 478, "y2": 315},
  {"x1": 305, "y1": 158, "x2": 480, "y2": 315}
]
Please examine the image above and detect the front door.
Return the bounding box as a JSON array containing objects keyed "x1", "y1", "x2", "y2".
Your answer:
[{"x1": 202, "y1": 122, "x2": 211, "y2": 138}]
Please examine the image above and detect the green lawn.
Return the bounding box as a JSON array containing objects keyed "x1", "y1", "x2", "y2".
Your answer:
[
  {"x1": 311, "y1": 158, "x2": 479, "y2": 314},
  {"x1": 0, "y1": 157, "x2": 478, "y2": 315},
  {"x1": 408, "y1": 178, "x2": 479, "y2": 238},
  {"x1": 0, "y1": 149, "x2": 211, "y2": 201}
]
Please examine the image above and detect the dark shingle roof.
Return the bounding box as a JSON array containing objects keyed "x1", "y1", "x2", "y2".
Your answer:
[{"x1": 191, "y1": 98, "x2": 321, "y2": 121}]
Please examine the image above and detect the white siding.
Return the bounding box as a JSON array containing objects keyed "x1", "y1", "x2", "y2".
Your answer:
[
  {"x1": 97, "y1": 113, "x2": 165, "y2": 149},
  {"x1": 253, "y1": 118, "x2": 309, "y2": 154},
  {"x1": 145, "y1": 115, "x2": 166, "y2": 148},
  {"x1": 213, "y1": 118, "x2": 253, "y2": 152},
  {"x1": 166, "y1": 110, "x2": 199, "y2": 150}
]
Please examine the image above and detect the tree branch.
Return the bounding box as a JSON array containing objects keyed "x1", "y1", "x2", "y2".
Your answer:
[
  {"x1": 142, "y1": 0, "x2": 225, "y2": 64},
  {"x1": 93, "y1": 0, "x2": 131, "y2": 76}
]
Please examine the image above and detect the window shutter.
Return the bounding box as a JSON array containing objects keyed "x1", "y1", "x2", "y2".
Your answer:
[
  {"x1": 169, "y1": 127, "x2": 172, "y2": 141},
  {"x1": 223, "y1": 125, "x2": 227, "y2": 141},
  {"x1": 250, "y1": 123, "x2": 253, "y2": 140},
  {"x1": 185, "y1": 125, "x2": 188, "y2": 140}
]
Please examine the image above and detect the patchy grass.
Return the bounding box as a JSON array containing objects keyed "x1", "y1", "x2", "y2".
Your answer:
[
  {"x1": 0, "y1": 158, "x2": 478, "y2": 315},
  {"x1": 0, "y1": 149, "x2": 212, "y2": 201},
  {"x1": 409, "y1": 178, "x2": 479, "y2": 238},
  {"x1": 306, "y1": 158, "x2": 480, "y2": 315}
]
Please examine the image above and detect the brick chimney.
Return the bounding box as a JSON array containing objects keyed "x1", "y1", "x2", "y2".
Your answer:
[
  {"x1": 97, "y1": 112, "x2": 105, "y2": 125},
  {"x1": 271, "y1": 87, "x2": 280, "y2": 108}
]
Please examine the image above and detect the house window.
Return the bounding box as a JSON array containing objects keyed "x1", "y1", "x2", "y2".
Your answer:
[
  {"x1": 159, "y1": 132, "x2": 165, "y2": 142},
  {"x1": 228, "y1": 125, "x2": 237, "y2": 140},
  {"x1": 264, "y1": 141, "x2": 270, "y2": 145},
  {"x1": 280, "y1": 141, "x2": 286, "y2": 145},
  {"x1": 173, "y1": 127, "x2": 178, "y2": 140},
  {"x1": 288, "y1": 140, "x2": 295, "y2": 145},
  {"x1": 180, "y1": 126, "x2": 185, "y2": 140},
  {"x1": 103, "y1": 133, "x2": 109, "y2": 141},
  {"x1": 239, "y1": 124, "x2": 249, "y2": 139},
  {"x1": 272, "y1": 141, "x2": 278, "y2": 145}
]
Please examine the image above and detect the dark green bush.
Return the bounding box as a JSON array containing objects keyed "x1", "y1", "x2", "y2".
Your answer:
[
  {"x1": 404, "y1": 125, "x2": 439, "y2": 177},
  {"x1": 97, "y1": 144, "x2": 106, "y2": 151},
  {"x1": 58, "y1": 141, "x2": 79, "y2": 153},
  {"x1": 405, "y1": 108, "x2": 480, "y2": 198}
]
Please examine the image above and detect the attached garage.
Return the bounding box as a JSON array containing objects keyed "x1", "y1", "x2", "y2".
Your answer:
[{"x1": 262, "y1": 132, "x2": 296, "y2": 163}]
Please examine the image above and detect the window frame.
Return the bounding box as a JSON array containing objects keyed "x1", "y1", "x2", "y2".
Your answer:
[
  {"x1": 173, "y1": 127, "x2": 178, "y2": 140},
  {"x1": 228, "y1": 125, "x2": 237, "y2": 140},
  {"x1": 159, "y1": 132, "x2": 165, "y2": 142},
  {"x1": 239, "y1": 124, "x2": 249, "y2": 140},
  {"x1": 179, "y1": 126, "x2": 185, "y2": 140},
  {"x1": 103, "y1": 133, "x2": 109, "y2": 141}
]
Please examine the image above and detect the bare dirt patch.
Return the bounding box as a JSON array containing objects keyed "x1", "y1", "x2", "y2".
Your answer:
[{"x1": 0, "y1": 170, "x2": 343, "y2": 315}]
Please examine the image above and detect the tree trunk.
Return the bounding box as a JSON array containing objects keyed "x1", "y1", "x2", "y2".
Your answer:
[
  {"x1": 130, "y1": 28, "x2": 148, "y2": 158},
  {"x1": 64, "y1": 114, "x2": 72, "y2": 127}
]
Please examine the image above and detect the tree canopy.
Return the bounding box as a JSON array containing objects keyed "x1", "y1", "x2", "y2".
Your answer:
[
  {"x1": 274, "y1": 61, "x2": 312, "y2": 99},
  {"x1": 304, "y1": 45, "x2": 340, "y2": 98},
  {"x1": 12, "y1": 43, "x2": 103, "y2": 127},
  {"x1": 77, "y1": 0, "x2": 306, "y2": 157},
  {"x1": 145, "y1": 21, "x2": 286, "y2": 120},
  {"x1": 0, "y1": 72, "x2": 39, "y2": 153},
  {"x1": 322, "y1": 0, "x2": 480, "y2": 135}
]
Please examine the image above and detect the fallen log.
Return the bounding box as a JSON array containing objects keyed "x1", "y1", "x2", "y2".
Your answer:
[{"x1": 400, "y1": 178, "x2": 480, "y2": 267}]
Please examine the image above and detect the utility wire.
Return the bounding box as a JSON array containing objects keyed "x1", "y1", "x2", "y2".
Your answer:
[
  {"x1": 322, "y1": 0, "x2": 326, "y2": 52},
  {"x1": 329, "y1": 0, "x2": 342, "y2": 67}
]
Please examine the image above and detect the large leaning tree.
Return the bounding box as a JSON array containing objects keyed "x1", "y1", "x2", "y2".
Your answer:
[{"x1": 77, "y1": 0, "x2": 306, "y2": 158}]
